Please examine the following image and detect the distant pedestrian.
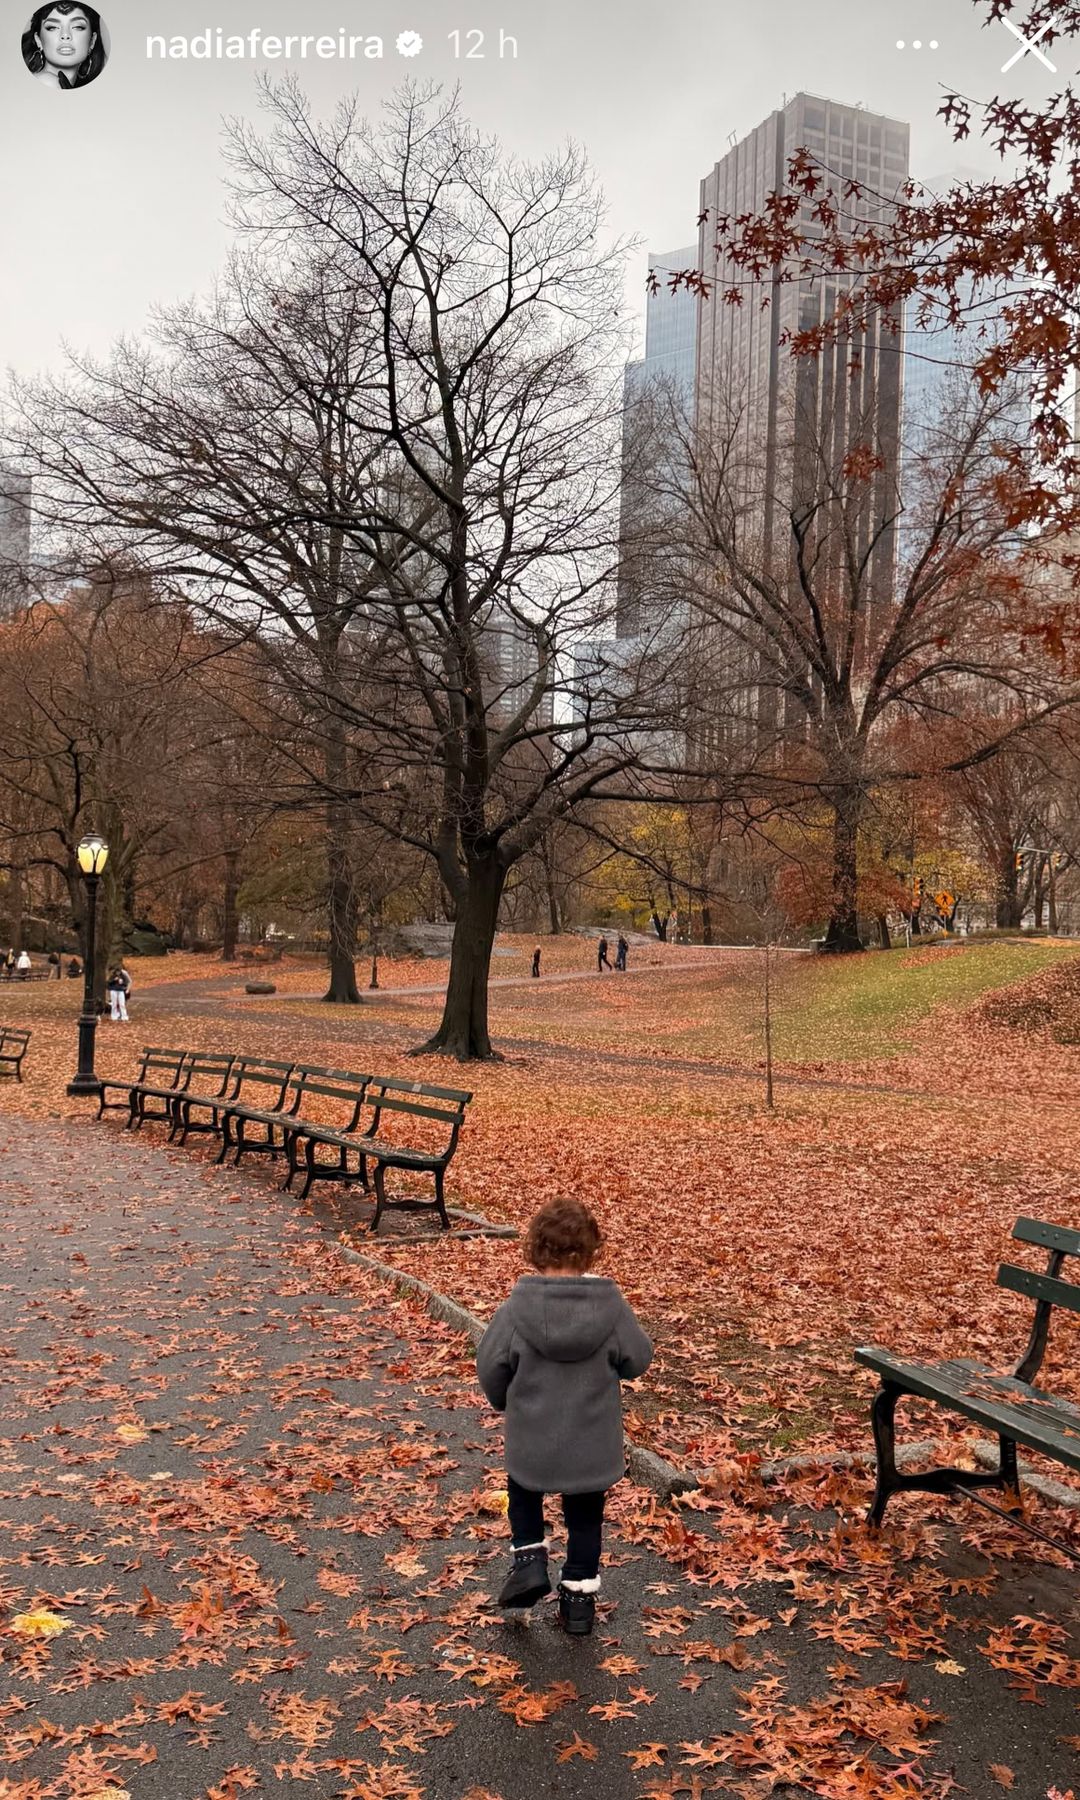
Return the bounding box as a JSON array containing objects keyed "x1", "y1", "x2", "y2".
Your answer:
[
  {"x1": 67, "y1": 956, "x2": 81, "y2": 979},
  {"x1": 531, "y1": 946, "x2": 541, "y2": 979},
  {"x1": 106, "y1": 965, "x2": 129, "y2": 1021},
  {"x1": 614, "y1": 935, "x2": 628, "y2": 972},
  {"x1": 48, "y1": 949, "x2": 61, "y2": 980},
  {"x1": 597, "y1": 935, "x2": 611, "y2": 972},
  {"x1": 3, "y1": 947, "x2": 14, "y2": 979},
  {"x1": 15, "y1": 949, "x2": 31, "y2": 977},
  {"x1": 476, "y1": 1197, "x2": 653, "y2": 1636}
]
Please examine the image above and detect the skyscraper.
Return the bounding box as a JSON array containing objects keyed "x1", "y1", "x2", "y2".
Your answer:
[
  {"x1": 626, "y1": 247, "x2": 699, "y2": 406},
  {"x1": 617, "y1": 246, "x2": 699, "y2": 640},
  {"x1": 694, "y1": 94, "x2": 909, "y2": 727}
]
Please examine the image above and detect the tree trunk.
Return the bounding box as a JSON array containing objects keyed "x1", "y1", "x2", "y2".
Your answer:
[
  {"x1": 1033, "y1": 856, "x2": 1047, "y2": 930},
  {"x1": 8, "y1": 864, "x2": 25, "y2": 947},
  {"x1": 415, "y1": 853, "x2": 505, "y2": 1060},
  {"x1": 700, "y1": 902, "x2": 714, "y2": 946},
  {"x1": 221, "y1": 850, "x2": 240, "y2": 961},
  {"x1": 1049, "y1": 863, "x2": 1059, "y2": 934},
  {"x1": 546, "y1": 869, "x2": 561, "y2": 935},
  {"x1": 324, "y1": 807, "x2": 361, "y2": 1002},
  {"x1": 823, "y1": 788, "x2": 864, "y2": 953},
  {"x1": 762, "y1": 938, "x2": 775, "y2": 1110},
  {"x1": 997, "y1": 851, "x2": 1023, "y2": 929},
  {"x1": 876, "y1": 913, "x2": 891, "y2": 951}
]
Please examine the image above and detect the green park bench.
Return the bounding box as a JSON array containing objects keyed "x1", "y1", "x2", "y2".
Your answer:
[
  {"x1": 93, "y1": 1046, "x2": 473, "y2": 1236},
  {"x1": 856, "y1": 1217, "x2": 1080, "y2": 1527},
  {"x1": 170, "y1": 1052, "x2": 265, "y2": 1146},
  {"x1": 347, "y1": 1077, "x2": 473, "y2": 1232},
  {"x1": 0, "y1": 1027, "x2": 31, "y2": 1081},
  {"x1": 163, "y1": 1052, "x2": 237, "y2": 1141},
  {"x1": 97, "y1": 1045, "x2": 189, "y2": 1124},
  {"x1": 215, "y1": 1059, "x2": 304, "y2": 1168},
  {"x1": 277, "y1": 1066, "x2": 374, "y2": 1192}
]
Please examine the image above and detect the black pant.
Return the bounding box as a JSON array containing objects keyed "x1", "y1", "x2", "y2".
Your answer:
[{"x1": 507, "y1": 1476, "x2": 606, "y2": 1580}]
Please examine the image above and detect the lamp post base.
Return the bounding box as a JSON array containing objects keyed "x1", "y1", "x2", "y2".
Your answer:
[
  {"x1": 67, "y1": 1072, "x2": 103, "y2": 1097},
  {"x1": 68, "y1": 1005, "x2": 102, "y2": 1098}
]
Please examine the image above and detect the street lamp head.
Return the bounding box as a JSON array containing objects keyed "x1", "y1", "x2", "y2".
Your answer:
[{"x1": 76, "y1": 832, "x2": 109, "y2": 877}]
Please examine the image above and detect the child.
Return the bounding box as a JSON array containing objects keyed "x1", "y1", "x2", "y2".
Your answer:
[{"x1": 476, "y1": 1196, "x2": 653, "y2": 1636}]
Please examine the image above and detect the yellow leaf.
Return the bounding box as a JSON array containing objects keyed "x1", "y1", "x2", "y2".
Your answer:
[
  {"x1": 934, "y1": 1657, "x2": 966, "y2": 1676},
  {"x1": 115, "y1": 1422, "x2": 147, "y2": 1444},
  {"x1": 478, "y1": 1489, "x2": 510, "y2": 1516},
  {"x1": 10, "y1": 1608, "x2": 72, "y2": 1639}
]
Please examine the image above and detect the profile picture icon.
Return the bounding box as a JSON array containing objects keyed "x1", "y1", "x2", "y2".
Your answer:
[{"x1": 22, "y1": 2, "x2": 107, "y2": 89}]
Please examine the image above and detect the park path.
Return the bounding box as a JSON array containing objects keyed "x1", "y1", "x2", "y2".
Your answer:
[
  {"x1": 133, "y1": 967, "x2": 1063, "y2": 1113},
  {"x1": 144, "y1": 947, "x2": 767, "y2": 1008},
  {"x1": 1, "y1": 1113, "x2": 1079, "y2": 1798}
]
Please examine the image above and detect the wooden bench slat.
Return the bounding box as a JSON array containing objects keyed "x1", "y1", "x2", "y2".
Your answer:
[
  {"x1": 854, "y1": 1347, "x2": 1080, "y2": 1473},
  {"x1": 369, "y1": 1094, "x2": 466, "y2": 1123},
  {"x1": 292, "y1": 1076, "x2": 370, "y2": 1102},
  {"x1": 997, "y1": 1261, "x2": 1080, "y2": 1317},
  {"x1": 370, "y1": 1079, "x2": 474, "y2": 1104},
  {"x1": 1012, "y1": 1216, "x2": 1080, "y2": 1258},
  {"x1": 873, "y1": 1354, "x2": 1080, "y2": 1439}
]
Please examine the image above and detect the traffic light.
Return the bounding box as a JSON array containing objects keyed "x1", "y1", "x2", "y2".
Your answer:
[
  {"x1": 912, "y1": 876, "x2": 923, "y2": 905},
  {"x1": 1015, "y1": 850, "x2": 1025, "y2": 873}
]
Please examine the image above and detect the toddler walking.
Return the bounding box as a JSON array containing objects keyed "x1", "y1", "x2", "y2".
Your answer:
[{"x1": 476, "y1": 1197, "x2": 653, "y2": 1635}]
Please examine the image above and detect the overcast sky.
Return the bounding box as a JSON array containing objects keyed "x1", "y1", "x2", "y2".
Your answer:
[{"x1": 0, "y1": 0, "x2": 1064, "y2": 379}]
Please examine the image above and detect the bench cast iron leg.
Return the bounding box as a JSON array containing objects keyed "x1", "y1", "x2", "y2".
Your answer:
[
  {"x1": 998, "y1": 1434, "x2": 1020, "y2": 1501},
  {"x1": 300, "y1": 1138, "x2": 317, "y2": 1204},
  {"x1": 869, "y1": 1384, "x2": 900, "y2": 1527},
  {"x1": 371, "y1": 1163, "x2": 387, "y2": 1233},
  {"x1": 434, "y1": 1167, "x2": 450, "y2": 1232},
  {"x1": 216, "y1": 1114, "x2": 233, "y2": 1164},
  {"x1": 283, "y1": 1131, "x2": 299, "y2": 1192},
  {"x1": 868, "y1": 1384, "x2": 1024, "y2": 1528}
]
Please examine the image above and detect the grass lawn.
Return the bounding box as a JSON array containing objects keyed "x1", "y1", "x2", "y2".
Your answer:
[{"x1": 762, "y1": 935, "x2": 1080, "y2": 1063}]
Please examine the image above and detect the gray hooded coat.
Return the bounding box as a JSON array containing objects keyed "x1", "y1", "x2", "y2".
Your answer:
[{"x1": 475, "y1": 1275, "x2": 653, "y2": 1493}]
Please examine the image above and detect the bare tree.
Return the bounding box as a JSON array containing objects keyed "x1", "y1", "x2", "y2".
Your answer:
[
  {"x1": 7, "y1": 84, "x2": 687, "y2": 1055},
  {"x1": 664, "y1": 374, "x2": 1074, "y2": 949}
]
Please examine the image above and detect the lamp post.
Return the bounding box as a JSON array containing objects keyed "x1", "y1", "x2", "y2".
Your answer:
[{"x1": 67, "y1": 832, "x2": 109, "y2": 1098}]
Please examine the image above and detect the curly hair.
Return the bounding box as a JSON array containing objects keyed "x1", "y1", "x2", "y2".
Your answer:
[
  {"x1": 22, "y1": 3, "x2": 107, "y2": 88},
  {"x1": 524, "y1": 1196, "x2": 602, "y2": 1273}
]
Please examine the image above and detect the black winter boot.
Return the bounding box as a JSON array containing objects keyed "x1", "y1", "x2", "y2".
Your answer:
[
  {"x1": 557, "y1": 1581, "x2": 597, "y2": 1635},
  {"x1": 498, "y1": 1545, "x2": 551, "y2": 1609}
]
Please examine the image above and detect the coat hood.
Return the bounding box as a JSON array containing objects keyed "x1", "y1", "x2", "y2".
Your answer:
[{"x1": 508, "y1": 1275, "x2": 624, "y2": 1363}]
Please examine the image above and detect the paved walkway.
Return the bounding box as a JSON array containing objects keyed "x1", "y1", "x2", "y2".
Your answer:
[{"x1": 1, "y1": 1116, "x2": 1078, "y2": 1798}]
